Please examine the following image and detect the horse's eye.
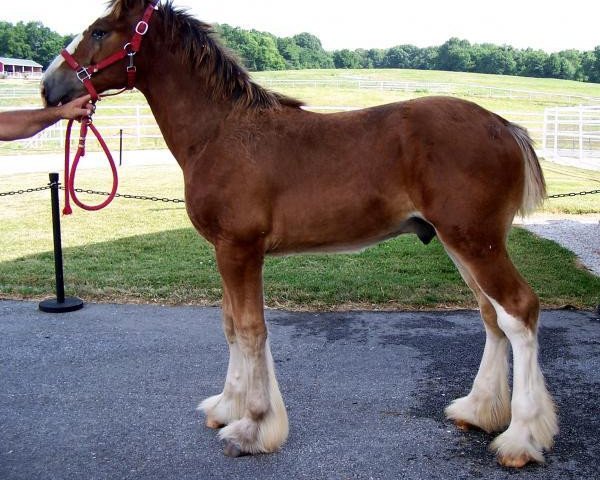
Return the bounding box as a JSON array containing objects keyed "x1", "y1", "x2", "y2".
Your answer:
[{"x1": 91, "y1": 29, "x2": 108, "y2": 40}]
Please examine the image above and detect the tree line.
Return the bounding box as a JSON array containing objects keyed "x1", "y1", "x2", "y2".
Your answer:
[
  {"x1": 216, "y1": 26, "x2": 600, "y2": 83},
  {"x1": 0, "y1": 21, "x2": 70, "y2": 69},
  {"x1": 1, "y1": 20, "x2": 599, "y2": 83}
]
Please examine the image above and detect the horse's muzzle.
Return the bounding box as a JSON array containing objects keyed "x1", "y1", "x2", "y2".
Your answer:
[{"x1": 41, "y1": 72, "x2": 84, "y2": 107}]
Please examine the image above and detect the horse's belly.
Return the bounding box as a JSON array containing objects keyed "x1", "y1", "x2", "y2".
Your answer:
[{"x1": 266, "y1": 209, "x2": 435, "y2": 256}]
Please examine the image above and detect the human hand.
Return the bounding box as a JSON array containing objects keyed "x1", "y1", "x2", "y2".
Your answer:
[{"x1": 58, "y1": 94, "x2": 94, "y2": 120}]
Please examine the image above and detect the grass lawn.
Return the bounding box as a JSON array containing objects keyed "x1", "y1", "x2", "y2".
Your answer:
[
  {"x1": 0, "y1": 163, "x2": 598, "y2": 310},
  {"x1": 540, "y1": 160, "x2": 600, "y2": 214}
]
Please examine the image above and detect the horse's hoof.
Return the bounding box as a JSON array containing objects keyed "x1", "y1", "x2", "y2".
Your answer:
[
  {"x1": 223, "y1": 440, "x2": 244, "y2": 458},
  {"x1": 497, "y1": 453, "x2": 535, "y2": 468},
  {"x1": 454, "y1": 419, "x2": 474, "y2": 431},
  {"x1": 205, "y1": 418, "x2": 224, "y2": 429}
]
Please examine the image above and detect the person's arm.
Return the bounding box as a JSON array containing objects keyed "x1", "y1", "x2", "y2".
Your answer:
[{"x1": 0, "y1": 95, "x2": 93, "y2": 141}]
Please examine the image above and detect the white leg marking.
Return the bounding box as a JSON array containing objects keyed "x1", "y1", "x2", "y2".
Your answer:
[
  {"x1": 446, "y1": 324, "x2": 511, "y2": 432},
  {"x1": 218, "y1": 340, "x2": 288, "y2": 453},
  {"x1": 488, "y1": 298, "x2": 558, "y2": 463},
  {"x1": 43, "y1": 33, "x2": 83, "y2": 80},
  {"x1": 198, "y1": 341, "x2": 246, "y2": 427}
]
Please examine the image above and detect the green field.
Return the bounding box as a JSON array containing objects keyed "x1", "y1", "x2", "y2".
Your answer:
[{"x1": 1, "y1": 70, "x2": 599, "y2": 309}]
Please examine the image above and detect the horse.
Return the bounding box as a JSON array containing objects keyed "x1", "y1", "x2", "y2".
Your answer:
[{"x1": 42, "y1": 0, "x2": 557, "y2": 467}]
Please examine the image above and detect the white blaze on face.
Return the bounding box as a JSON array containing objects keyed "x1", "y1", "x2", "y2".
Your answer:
[{"x1": 43, "y1": 33, "x2": 84, "y2": 80}]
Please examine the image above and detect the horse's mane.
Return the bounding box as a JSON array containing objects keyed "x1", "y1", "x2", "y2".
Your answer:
[{"x1": 110, "y1": 0, "x2": 303, "y2": 110}]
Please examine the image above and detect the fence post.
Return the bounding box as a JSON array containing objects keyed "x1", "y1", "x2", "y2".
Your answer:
[
  {"x1": 579, "y1": 106, "x2": 584, "y2": 161},
  {"x1": 39, "y1": 173, "x2": 84, "y2": 313},
  {"x1": 136, "y1": 105, "x2": 141, "y2": 147},
  {"x1": 542, "y1": 108, "x2": 548, "y2": 153},
  {"x1": 553, "y1": 108, "x2": 559, "y2": 158}
]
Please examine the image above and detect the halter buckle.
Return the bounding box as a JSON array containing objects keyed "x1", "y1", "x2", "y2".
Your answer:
[
  {"x1": 76, "y1": 67, "x2": 92, "y2": 82},
  {"x1": 135, "y1": 21, "x2": 149, "y2": 35},
  {"x1": 124, "y1": 43, "x2": 136, "y2": 56}
]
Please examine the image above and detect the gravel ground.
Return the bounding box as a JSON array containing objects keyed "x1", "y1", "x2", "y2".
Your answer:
[{"x1": 516, "y1": 214, "x2": 600, "y2": 276}]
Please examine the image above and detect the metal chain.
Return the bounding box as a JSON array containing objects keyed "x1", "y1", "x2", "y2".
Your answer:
[
  {"x1": 0, "y1": 185, "x2": 51, "y2": 197},
  {"x1": 547, "y1": 189, "x2": 600, "y2": 199},
  {"x1": 1, "y1": 185, "x2": 598, "y2": 202},
  {"x1": 64, "y1": 187, "x2": 185, "y2": 204}
]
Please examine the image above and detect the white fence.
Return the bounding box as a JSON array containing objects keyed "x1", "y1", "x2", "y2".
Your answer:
[
  {"x1": 3, "y1": 79, "x2": 599, "y2": 106},
  {"x1": 3, "y1": 101, "x2": 600, "y2": 171},
  {"x1": 543, "y1": 105, "x2": 600, "y2": 169},
  {"x1": 260, "y1": 79, "x2": 600, "y2": 105},
  {"x1": 0, "y1": 87, "x2": 41, "y2": 100},
  {"x1": 0, "y1": 104, "x2": 166, "y2": 153},
  {"x1": 0, "y1": 72, "x2": 43, "y2": 80},
  {"x1": 1, "y1": 104, "x2": 545, "y2": 154}
]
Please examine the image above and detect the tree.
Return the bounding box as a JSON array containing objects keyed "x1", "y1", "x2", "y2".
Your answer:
[
  {"x1": 0, "y1": 20, "x2": 71, "y2": 68},
  {"x1": 474, "y1": 44, "x2": 517, "y2": 75},
  {"x1": 413, "y1": 47, "x2": 438, "y2": 70},
  {"x1": 24, "y1": 22, "x2": 66, "y2": 68},
  {"x1": 556, "y1": 49, "x2": 583, "y2": 81},
  {"x1": 384, "y1": 45, "x2": 419, "y2": 69},
  {"x1": 582, "y1": 47, "x2": 600, "y2": 83},
  {"x1": 216, "y1": 24, "x2": 285, "y2": 71},
  {"x1": 437, "y1": 38, "x2": 474, "y2": 72},
  {"x1": 365, "y1": 49, "x2": 386, "y2": 68},
  {"x1": 277, "y1": 37, "x2": 302, "y2": 69},
  {"x1": 543, "y1": 53, "x2": 562, "y2": 78},
  {"x1": 517, "y1": 49, "x2": 548, "y2": 78},
  {"x1": 292, "y1": 33, "x2": 334, "y2": 69},
  {"x1": 333, "y1": 49, "x2": 362, "y2": 69},
  {"x1": 592, "y1": 46, "x2": 600, "y2": 83}
]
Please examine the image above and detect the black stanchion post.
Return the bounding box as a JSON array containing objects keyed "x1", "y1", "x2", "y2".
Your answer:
[
  {"x1": 119, "y1": 129, "x2": 123, "y2": 166},
  {"x1": 39, "y1": 173, "x2": 84, "y2": 313}
]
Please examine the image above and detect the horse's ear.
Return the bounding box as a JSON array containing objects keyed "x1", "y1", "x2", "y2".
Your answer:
[{"x1": 110, "y1": 0, "x2": 152, "y2": 18}]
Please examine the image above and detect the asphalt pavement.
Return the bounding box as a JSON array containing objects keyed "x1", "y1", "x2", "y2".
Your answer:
[{"x1": 1, "y1": 300, "x2": 599, "y2": 479}]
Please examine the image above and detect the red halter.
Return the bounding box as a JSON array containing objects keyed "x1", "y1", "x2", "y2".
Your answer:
[{"x1": 59, "y1": 0, "x2": 159, "y2": 214}]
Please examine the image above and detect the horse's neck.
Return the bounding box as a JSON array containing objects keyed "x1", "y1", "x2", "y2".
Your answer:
[{"x1": 138, "y1": 63, "x2": 234, "y2": 168}]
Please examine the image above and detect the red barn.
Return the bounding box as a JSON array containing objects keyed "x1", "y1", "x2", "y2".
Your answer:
[{"x1": 0, "y1": 57, "x2": 44, "y2": 79}]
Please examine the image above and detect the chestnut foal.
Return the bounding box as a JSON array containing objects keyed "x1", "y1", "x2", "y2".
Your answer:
[{"x1": 42, "y1": 0, "x2": 557, "y2": 466}]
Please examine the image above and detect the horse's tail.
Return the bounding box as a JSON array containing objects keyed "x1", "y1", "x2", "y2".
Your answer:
[{"x1": 507, "y1": 122, "x2": 547, "y2": 216}]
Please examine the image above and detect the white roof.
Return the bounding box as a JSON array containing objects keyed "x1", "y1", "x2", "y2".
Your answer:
[{"x1": 0, "y1": 57, "x2": 43, "y2": 68}]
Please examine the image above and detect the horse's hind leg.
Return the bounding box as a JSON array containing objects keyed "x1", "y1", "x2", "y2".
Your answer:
[
  {"x1": 444, "y1": 254, "x2": 511, "y2": 434},
  {"x1": 199, "y1": 288, "x2": 246, "y2": 429},
  {"x1": 438, "y1": 231, "x2": 557, "y2": 467},
  {"x1": 203, "y1": 241, "x2": 288, "y2": 456}
]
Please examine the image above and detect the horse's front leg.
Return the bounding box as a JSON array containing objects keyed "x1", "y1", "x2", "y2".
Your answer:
[
  {"x1": 201, "y1": 241, "x2": 288, "y2": 456},
  {"x1": 198, "y1": 288, "x2": 247, "y2": 429}
]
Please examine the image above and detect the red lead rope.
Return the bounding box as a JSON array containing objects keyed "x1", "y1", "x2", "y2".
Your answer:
[{"x1": 63, "y1": 115, "x2": 118, "y2": 215}]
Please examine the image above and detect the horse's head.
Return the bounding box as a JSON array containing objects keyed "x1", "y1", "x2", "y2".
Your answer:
[{"x1": 42, "y1": 0, "x2": 157, "y2": 106}]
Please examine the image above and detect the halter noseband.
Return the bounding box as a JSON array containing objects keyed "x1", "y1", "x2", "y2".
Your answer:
[{"x1": 60, "y1": 0, "x2": 159, "y2": 101}]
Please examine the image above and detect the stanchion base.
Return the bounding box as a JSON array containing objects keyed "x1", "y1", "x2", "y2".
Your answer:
[{"x1": 39, "y1": 296, "x2": 84, "y2": 313}]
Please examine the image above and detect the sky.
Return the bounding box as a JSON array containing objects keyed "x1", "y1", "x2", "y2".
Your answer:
[{"x1": 2, "y1": 0, "x2": 599, "y2": 53}]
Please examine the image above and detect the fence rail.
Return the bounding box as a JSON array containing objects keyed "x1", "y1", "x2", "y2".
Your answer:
[
  {"x1": 542, "y1": 105, "x2": 600, "y2": 169},
  {"x1": 1, "y1": 104, "x2": 547, "y2": 153},
  {"x1": 259, "y1": 79, "x2": 600, "y2": 105}
]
